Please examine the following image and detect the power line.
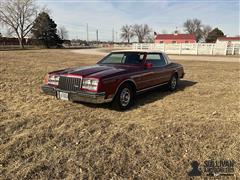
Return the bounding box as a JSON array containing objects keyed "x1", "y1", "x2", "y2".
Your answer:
[{"x1": 55, "y1": 19, "x2": 121, "y2": 41}]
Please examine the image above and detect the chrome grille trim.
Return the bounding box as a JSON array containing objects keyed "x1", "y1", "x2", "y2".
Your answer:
[{"x1": 58, "y1": 75, "x2": 82, "y2": 91}]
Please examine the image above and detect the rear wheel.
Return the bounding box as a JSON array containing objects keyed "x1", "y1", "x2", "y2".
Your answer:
[
  {"x1": 112, "y1": 83, "x2": 134, "y2": 110},
  {"x1": 168, "y1": 74, "x2": 178, "y2": 91}
]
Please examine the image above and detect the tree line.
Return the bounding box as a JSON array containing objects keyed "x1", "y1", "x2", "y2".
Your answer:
[
  {"x1": 120, "y1": 24, "x2": 153, "y2": 43},
  {"x1": 0, "y1": 0, "x2": 227, "y2": 48},
  {"x1": 183, "y1": 19, "x2": 224, "y2": 43},
  {"x1": 0, "y1": 0, "x2": 68, "y2": 48},
  {"x1": 121, "y1": 19, "x2": 225, "y2": 43}
]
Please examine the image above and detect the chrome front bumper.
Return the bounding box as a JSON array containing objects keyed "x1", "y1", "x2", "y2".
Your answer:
[{"x1": 41, "y1": 85, "x2": 112, "y2": 104}]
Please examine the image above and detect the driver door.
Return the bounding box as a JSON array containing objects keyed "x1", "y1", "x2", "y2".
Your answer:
[{"x1": 145, "y1": 53, "x2": 171, "y2": 85}]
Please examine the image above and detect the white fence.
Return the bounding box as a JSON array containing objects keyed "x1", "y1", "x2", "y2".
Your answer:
[
  {"x1": 0, "y1": 44, "x2": 36, "y2": 50},
  {"x1": 132, "y1": 43, "x2": 240, "y2": 55}
]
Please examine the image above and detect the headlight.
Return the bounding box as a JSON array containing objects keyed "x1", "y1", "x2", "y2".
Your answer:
[
  {"x1": 82, "y1": 78, "x2": 99, "y2": 91},
  {"x1": 47, "y1": 74, "x2": 60, "y2": 86}
]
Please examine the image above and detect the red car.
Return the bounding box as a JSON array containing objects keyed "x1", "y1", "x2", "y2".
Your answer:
[{"x1": 42, "y1": 50, "x2": 184, "y2": 110}]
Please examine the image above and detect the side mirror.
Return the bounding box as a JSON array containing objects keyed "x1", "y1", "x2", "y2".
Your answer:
[{"x1": 144, "y1": 62, "x2": 153, "y2": 69}]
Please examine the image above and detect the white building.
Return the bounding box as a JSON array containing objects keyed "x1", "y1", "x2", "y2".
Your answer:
[{"x1": 216, "y1": 37, "x2": 240, "y2": 44}]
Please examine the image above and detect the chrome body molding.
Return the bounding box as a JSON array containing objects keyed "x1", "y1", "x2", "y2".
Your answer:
[{"x1": 136, "y1": 82, "x2": 168, "y2": 93}]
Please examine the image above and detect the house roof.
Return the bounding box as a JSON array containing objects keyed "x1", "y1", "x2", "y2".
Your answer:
[
  {"x1": 217, "y1": 37, "x2": 240, "y2": 41},
  {"x1": 155, "y1": 34, "x2": 196, "y2": 40}
]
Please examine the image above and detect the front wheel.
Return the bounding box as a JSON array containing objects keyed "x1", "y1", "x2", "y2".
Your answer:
[
  {"x1": 112, "y1": 83, "x2": 134, "y2": 110},
  {"x1": 168, "y1": 74, "x2": 178, "y2": 91}
]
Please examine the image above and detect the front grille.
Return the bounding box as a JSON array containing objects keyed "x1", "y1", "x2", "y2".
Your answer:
[{"x1": 58, "y1": 76, "x2": 82, "y2": 91}]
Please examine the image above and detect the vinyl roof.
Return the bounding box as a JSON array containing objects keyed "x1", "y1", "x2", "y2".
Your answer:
[{"x1": 111, "y1": 49, "x2": 164, "y2": 53}]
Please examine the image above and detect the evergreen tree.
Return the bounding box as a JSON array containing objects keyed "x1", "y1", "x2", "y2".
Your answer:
[
  {"x1": 31, "y1": 12, "x2": 62, "y2": 48},
  {"x1": 206, "y1": 28, "x2": 224, "y2": 43}
]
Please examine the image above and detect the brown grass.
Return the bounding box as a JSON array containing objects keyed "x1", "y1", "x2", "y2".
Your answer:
[{"x1": 0, "y1": 49, "x2": 239, "y2": 179}]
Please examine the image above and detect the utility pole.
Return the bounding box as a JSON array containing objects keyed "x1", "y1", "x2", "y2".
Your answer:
[
  {"x1": 112, "y1": 28, "x2": 114, "y2": 43},
  {"x1": 115, "y1": 31, "x2": 118, "y2": 42},
  {"x1": 96, "y1": 29, "x2": 98, "y2": 42},
  {"x1": 86, "y1": 23, "x2": 89, "y2": 42}
]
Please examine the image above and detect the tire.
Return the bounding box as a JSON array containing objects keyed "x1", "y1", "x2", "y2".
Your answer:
[
  {"x1": 168, "y1": 74, "x2": 178, "y2": 91},
  {"x1": 112, "y1": 83, "x2": 134, "y2": 110}
]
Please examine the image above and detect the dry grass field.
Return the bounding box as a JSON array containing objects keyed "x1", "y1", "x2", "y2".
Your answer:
[{"x1": 0, "y1": 49, "x2": 239, "y2": 179}]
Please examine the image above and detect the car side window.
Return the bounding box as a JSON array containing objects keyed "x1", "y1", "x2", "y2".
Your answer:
[
  {"x1": 100, "y1": 52, "x2": 144, "y2": 64},
  {"x1": 146, "y1": 53, "x2": 166, "y2": 67},
  {"x1": 102, "y1": 53, "x2": 125, "y2": 64},
  {"x1": 163, "y1": 53, "x2": 171, "y2": 64},
  {"x1": 124, "y1": 53, "x2": 144, "y2": 64}
]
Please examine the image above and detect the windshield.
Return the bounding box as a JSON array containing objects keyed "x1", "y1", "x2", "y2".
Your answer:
[{"x1": 99, "y1": 52, "x2": 145, "y2": 65}]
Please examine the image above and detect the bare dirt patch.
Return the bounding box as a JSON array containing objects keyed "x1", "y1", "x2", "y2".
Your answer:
[{"x1": 0, "y1": 49, "x2": 239, "y2": 179}]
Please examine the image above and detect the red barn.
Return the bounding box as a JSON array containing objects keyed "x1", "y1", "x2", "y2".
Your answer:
[{"x1": 154, "y1": 33, "x2": 196, "y2": 43}]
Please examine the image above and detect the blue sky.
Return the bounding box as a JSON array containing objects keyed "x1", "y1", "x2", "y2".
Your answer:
[{"x1": 5, "y1": 0, "x2": 240, "y2": 41}]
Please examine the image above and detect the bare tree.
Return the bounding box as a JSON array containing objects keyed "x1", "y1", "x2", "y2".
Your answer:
[
  {"x1": 145, "y1": 34, "x2": 155, "y2": 43},
  {"x1": 0, "y1": 0, "x2": 38, "y2": 48},
  {"x1": 201, "y1": 25, "x2": 212, "y2": 42},
  {"x1": 183, "y1": 18, "x2": 202, "y2": 42},
  {"x1": 120, "y1": 25, "x2": 134, "y2": 43},
  {"x1": 133, "y1": 24, "x2": 152, "y2": 43},
  {"x1": 58, "y1": 26, "x2": 68, "y2": 40}
]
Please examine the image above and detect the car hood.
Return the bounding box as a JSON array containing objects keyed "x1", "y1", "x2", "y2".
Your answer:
[{"x1": 54, "y1": 64, "x2": 141, "y2": 79}]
